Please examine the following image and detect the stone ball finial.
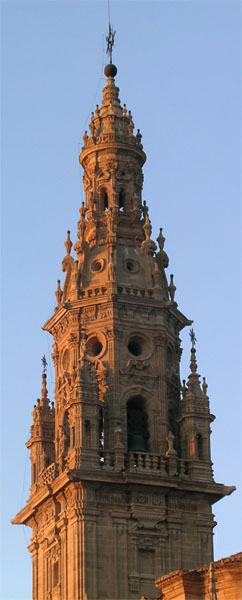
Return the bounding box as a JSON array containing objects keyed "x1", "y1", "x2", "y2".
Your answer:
[{"x1": 104, "y1": 63, "x2": 117, "y2": 78}]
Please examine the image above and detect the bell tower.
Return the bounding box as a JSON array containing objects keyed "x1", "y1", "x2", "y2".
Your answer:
[{"x1": 13, "y1": 61, "x2": 234, "y2": 600}]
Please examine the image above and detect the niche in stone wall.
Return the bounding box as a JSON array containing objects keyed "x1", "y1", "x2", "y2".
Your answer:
[
  {"x1": 197, "y1": 434, "x2": 203, "y2": 459},
  {"x1": 119, "y1": 189, "x2": 125, "y2": 211},
  {"x1": 100, "y1": 187, "x2": 108, "y2": 211},
  {"x1": 84, "y1": 420, "x2": 91, "y2": 449},
  {"x1": 138, "y1": 548, "x2": 155, "y2": 575},
  {"x1": 53, "y1": 561, "x2": 59, "y2": 587},
  {"x1": 127, "y1": 396, "x2": 149, "y2": 452},
  {"x1": 61, "y1": 410, "x2": 70, "y2": 456}
]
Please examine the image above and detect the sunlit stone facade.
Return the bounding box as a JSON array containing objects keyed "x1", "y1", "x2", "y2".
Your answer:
[{"x1": 13, "y1": 64, "x2": 234, "y2": 600}]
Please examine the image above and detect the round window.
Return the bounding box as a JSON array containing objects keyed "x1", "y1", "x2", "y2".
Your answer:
[
  {"x1": 91, "y1": 258, "x2": 105, "y2": 274},
  {"x1": 124, "y1": 259, "x2": 139, "y2": 273},
  {"x1": 92, "y1": 261, "x2": 102, "y2": 272},
  {"x1": 128, "y1": 337, "x2": 143, "y2": 356},
  {"x1": 87, "y1": 336, "x2": 103, "y2": 357},
  {"x1": 127, "y1": 333, "x2": 153, "y2": 360}
]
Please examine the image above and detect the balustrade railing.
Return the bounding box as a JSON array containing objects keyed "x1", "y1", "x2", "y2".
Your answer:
[
  {"x1": 100, "y1": 451, "x2": 115, "y2": 469},
  {"x1": 127, "y1": 452, "x2": 167, "y2": 474},
  {"x1": 41, "y1": 462, "x2": 58, "y2": 485},
  {"x1": 71, "y1": 447, "x2": 190, "y2": 478}
]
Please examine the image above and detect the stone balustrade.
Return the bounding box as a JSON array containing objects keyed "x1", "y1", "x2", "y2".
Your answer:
[
  {"x1": 41, "y1": 462, "x2": 59, "y2": 485},
  {"x1": 99, "y1": 450, "x2": 189, "y2": 478}
]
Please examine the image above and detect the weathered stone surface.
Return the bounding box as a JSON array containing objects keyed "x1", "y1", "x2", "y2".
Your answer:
[
  {"x1": 155, "y1": 552, "x2": 242, "y2": 600},
  {"x1": 12, "y1": 65, "x2": 235, "y2": 600}
]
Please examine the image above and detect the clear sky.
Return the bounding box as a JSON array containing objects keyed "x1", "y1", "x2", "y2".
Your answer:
[{"x1": 1, "y1": 1, "x2": 241, "y2": 598}]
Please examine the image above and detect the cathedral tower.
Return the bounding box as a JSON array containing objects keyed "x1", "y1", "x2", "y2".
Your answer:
[{"x1": 13, "y1": 62, "x2": 234, "y2": 600}]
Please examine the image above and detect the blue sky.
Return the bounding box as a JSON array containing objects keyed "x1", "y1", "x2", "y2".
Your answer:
[{"x1": 1, "y1": 1, "x2": 241, "y2": 598}]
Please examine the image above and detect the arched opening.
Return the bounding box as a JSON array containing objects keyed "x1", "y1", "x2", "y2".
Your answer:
[
  {"x1": 71, "y1": 426, "x2": 75, "y2": 448},
  {"x1": 99, "y1": 408, "x2": 104, "y2": 450},
  {"x1": 84, "y1": 420, "x2": 91, "y2": 449},
  {"x1": 181, "y1": 435, "x2": 187, "y2": 458},
  {"x1": 127, "y1": 396, "x2": 149, "y2": 452},
  {"x1": 53, "y1": 561, "x2": 59, "y2": 588},
  {"x1": 100, "y1": 187, "x2": 108, "y2": 211},
  {"x1": 32, "y1": 463, "x2": 36, "y2": 484},
  {"x1": 197, "y1": 434, "x2": 203, "y2": 460},
  {"x1": 119, "y1": 189, "x2": 124, "y2": 211},
  {"x1": 61, "y1": 410, "x2": 70, "y2": 456}
]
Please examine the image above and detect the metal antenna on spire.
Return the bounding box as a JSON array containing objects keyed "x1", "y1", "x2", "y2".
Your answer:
[{"x1": 106, "y1": 0, "x2": 116, "y2": 64}]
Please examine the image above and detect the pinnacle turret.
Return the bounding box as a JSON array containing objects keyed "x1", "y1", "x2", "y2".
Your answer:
[
  {"x1": 26, "y1": 361, "x2": 55, "y2": 487},
  {"x1": 178, "y1": 334, "x2": 215, "y2": 480}
]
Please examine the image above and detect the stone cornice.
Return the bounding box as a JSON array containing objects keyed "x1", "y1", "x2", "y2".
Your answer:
[
  {"x1": 80, "y1": 140, "x2": 146, "y2": 166},
  {"x1": 13, "y1": 469, "x2": 235, "y2": 527}
]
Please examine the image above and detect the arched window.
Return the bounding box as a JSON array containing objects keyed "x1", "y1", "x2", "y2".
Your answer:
[
  {"x1": 71, "y1": 426, "x2": 75, "y2": 448},
  {"x1": 197, "y1": 434, "x2": 203, "y2": 460},
  {"x1": 99, "y1": 408, "x2": 104, "y2": 450},
  {"x1": 119, "y1": 189, "x2": 124, "y2": 211},
  {"x1": 53, "y1": 561, "x2": 59, "y2": 587},
  {"x1": 100, "y1": 188, "x2": 108, "y2": 211},
  {"x1": 62, "y1": 410, "x2": 70, "y2": 455},
  {"x1": 32, "y1": 463, "x2": 36, "y2": 484},
  {"x1": 127, "y1": 396, "x2": 149, "y2": 452},
  {"x1": 181, "y1": 435, "x2": 187, "y2": 458},
  {"x1": 84, "y1": 420, "x2": 91, "y2": 449}
]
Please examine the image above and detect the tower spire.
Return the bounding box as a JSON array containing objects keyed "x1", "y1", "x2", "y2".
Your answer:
[{"x1": 13, "y1": 42, "x2": 235, "y2": 600}]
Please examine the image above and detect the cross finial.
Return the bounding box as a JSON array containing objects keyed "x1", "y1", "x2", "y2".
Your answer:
[
  {"x1": 189, "y1": 328, "x2": 197, "y2": 349},
  {"x1": 41, "y1": 355, "x2": 48, "y2": 374}
]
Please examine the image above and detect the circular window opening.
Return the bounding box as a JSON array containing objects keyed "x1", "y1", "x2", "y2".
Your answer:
[
  {"x1": 124, "y1": 259, "x2": 139, "y2": 273},
  {"x1": 128, "y1": 337, "x2": 143, "y2": 357},
  {"x1": 87, "y1": 336, "x2": 103, "y2": 357},
  {"x1": 91, "y1": 258, "x2": 105, "y2": 274},
  {"x1": 126, "y1": 260, "x2": 134, "y2": 271},
  {"x1": 92, "y1": 260, "x2": 102, "y2": 272}
]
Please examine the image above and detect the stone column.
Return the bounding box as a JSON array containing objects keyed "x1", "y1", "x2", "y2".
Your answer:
[
  {"x1": 59, "y1": 515, "x2": 68, "y2": 600},
  {"x1": 29, "y1": 541, "x2": 39, "y2": 600},
  {"x1": 85, "y1": 518, "x2": 97, "y2": 600}
]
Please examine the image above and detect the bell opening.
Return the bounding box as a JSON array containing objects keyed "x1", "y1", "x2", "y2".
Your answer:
[{"x1": 127, "y1": 396, "x2": 149, "y2": 452}]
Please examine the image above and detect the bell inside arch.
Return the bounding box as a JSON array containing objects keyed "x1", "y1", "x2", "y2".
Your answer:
[
  {"x1": 127, "y1": 396, "x2": 149, "y2": 453},
  {"x1": 128, "y1": 433, "x2": 147, "y2": 452}
]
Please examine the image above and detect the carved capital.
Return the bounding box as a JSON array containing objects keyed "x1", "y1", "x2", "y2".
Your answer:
[{"x1": 154, "y1": 334, "x2": 167, "y2": 348}]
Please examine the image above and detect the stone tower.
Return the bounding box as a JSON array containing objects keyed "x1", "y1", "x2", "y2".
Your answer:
[{"x1": 13, "y1": 63, "x2": 234, "y2": 600}]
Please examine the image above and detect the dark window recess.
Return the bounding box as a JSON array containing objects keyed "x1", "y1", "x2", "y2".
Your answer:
[
  {"x1": 87, "y1": 336, "x2": 103, "y2": 357},
  {"x1": 119, "y1": 190, "x2": 124, "y2": 210},
  {"x1": 72, "y1": 426, "x2": 75, "y2": 448},
  {"x1": 127, "y1": 396, "x2": 149, "y2": 452},
  {"x1": 128, "y1": 338, "x2": 142, "y2": 357},
  {"x1": 126, "y1": 260, "x2": 134, "y2": 271},
  {"x1": 197, "y1": 434, "x2": 203, "y2": 460},
  {"x1": 85, "y1": 420, "x2": 91, "y2": 448},
  {"x1": 100, "y1": 188, "x2": 108, "y2": 210},
  {"x1": 99, "y1": 408, "x2": 104, "y2": 451}
]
